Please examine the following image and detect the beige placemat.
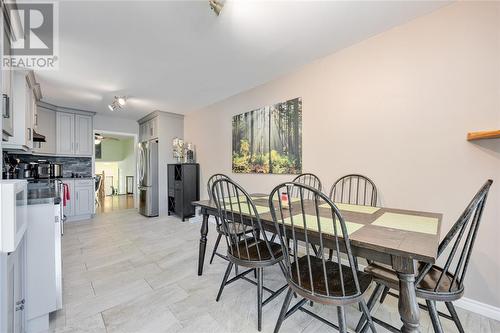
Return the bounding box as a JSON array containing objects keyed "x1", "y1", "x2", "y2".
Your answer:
[
  {"x1": 372, "y1": 212, "x2": 439, "y2": 235},
  {"x1": 227, "y1": 195, "x2": 268, "y2": 202},
  {"x1": 279, "y1": 214, "x2": 364, "y2": 236},
  {"x1": 319, "y1": 202, "x2": 380, "y2": 214},
  {"x1": 223, "y1": 203, "x2": 270, "y2": 215}
]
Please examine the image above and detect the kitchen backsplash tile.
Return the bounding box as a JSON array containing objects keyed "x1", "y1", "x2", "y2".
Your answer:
[{"x1": 6, "y1": 153, "x2": 93, "y2": 178}]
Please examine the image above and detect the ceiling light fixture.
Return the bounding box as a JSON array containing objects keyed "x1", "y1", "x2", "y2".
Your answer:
[
  {"x1": 107, "y1": 96, "x2": 127, "y2": 111},
  {"x1": 209, "y1": 0, "x2": 224, "y2": 16}
]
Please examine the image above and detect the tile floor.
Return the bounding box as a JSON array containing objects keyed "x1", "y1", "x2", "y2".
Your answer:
[{"x1": 49, "y1": 209, "x2": 500, "y2": 332}]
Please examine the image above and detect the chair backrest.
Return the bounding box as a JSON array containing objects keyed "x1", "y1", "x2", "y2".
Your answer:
[
  {"x1": 207, "y1": 174, "x2": 230, "y2": 200},
  {"x1": 211, "y1": 178, "x2": 275, "y2": 262},
  {"x1": 291, "y1": 173, "x2": 322, "y2": 199},
  {"x1": 329, "y1": 174, "x2": 377, "y2": 206},
  {"x1": 269, "y1": 182, "x2": 362, "y2": 299},
  {"x1": 416, "y1": 180, "x2": 493, "y2": 293}
]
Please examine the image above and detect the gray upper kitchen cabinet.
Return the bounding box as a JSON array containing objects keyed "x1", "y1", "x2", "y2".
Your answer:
[
  {"x1": 56, "y1": 112, "x2": 93, "y2": 156},
  {"x1": 74, "y1": 115, "x2": 93, "y2": 156},
  {"x1": 1, "y1": 8, "x2": 14, "y2": 139},
  {"x1": 56, "y1": 112, "x2": 75, "y2": 155},
  {"x1": 32, "y1": 107, "x2": 56, "y2": 155},
  {"x1": 138, "y1": 115, "x2": 158, "y2": 142}
]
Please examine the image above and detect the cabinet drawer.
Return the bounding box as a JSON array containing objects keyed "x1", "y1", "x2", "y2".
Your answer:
[{"x1": 74, "y1": 179, "x2": 93, "y2": 187}]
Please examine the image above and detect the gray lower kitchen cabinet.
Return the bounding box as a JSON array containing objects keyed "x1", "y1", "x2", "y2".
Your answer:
[
  {"x1": 74, "y1": 183, "x2": 94, "y2": 216},
  {"x1": 62, "y1": 179, "x2": 94, "y2": 221}
]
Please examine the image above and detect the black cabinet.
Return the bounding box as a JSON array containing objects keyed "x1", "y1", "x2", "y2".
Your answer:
[{"x1": 167, "y1": 163, "x2": 200, "y2": 221}]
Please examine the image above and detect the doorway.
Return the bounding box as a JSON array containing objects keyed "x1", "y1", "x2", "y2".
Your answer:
[{"x1": 94, "y1": 131, "x2": 137, "y2": 214}]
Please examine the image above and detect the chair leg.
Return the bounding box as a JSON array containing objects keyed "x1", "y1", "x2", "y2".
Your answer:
[
  {"x1": 355, "y1": 282, "x2": 384, "y2": 332},
  {"x1": 359, "y1": 299, "x2": 377, "y2": 333},
  {"x1": 337, "y1": 306, "x2": 347, "y2": 333},
  {"x1": 209, "y1": 233, "x2": 222, "y2": 264},
  {"x1": 257, "y1": 268, "x2": 264, "y2": 331},
  {"x1": 274, "y1": 288, "x2": 293, "y2": 333},
  {"x1": 445, "y1": 301, "x2": 465, "y2": 333},
  {"x1": 426, "y1": 299, "x2": 444, "y2": 333},
  {"x1": 379, "y1": 286, "x2": 390, "y2": 304},
  {"x1": 216, "y1": 262, "x2": 234, "y2": 302}
]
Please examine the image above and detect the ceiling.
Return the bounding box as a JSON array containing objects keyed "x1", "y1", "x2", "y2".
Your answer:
[{"x1": 36, "y1": 0, "x2": 449, "y2": 119}]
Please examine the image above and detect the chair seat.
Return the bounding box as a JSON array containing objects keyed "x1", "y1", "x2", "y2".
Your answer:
[
  {"x1": 290, "y1": 255, "x2": 372, "y2": 299},
  {"x1": 365, "y1": 262, "x2": 462, "y2": 298},
  {"x1": 229, "y1": 238, "x2": 283, "y2": 262},
  {"x1": 216, "y1": 221, "x2": 253, "y2": 236}
]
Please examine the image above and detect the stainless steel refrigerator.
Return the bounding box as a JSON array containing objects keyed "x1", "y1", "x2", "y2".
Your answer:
[{"x1": 138, "y1": 140, "x2": 159, "y2": 217}]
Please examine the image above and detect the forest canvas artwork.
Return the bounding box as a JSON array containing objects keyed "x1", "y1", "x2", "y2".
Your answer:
[{"x1": 232, "y1": 97, "x2": 302, "y2": 174}]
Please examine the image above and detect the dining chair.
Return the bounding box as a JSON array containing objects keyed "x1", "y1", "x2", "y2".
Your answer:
[
  {"x1": 269, "y1": 182, "x2": 377, "y2": 333},
  {"x1": 292, "y1": 173, "x2": 322, "y2": 198},
  {"x1": 207, "y1": 174, "x2": 233, "y2": 264},
  {"x1": 211, "y1": 178, "x2": 287, "y2": 331},
  {"x1": 356, "y1": 179, "x2": 493, "y2": 333},
  {"x1": 328, "y1": 174, "x2": 378, "y2": 262},
  {"x1": 329, "y1": 174, "x2": 377, "y2": 206}
]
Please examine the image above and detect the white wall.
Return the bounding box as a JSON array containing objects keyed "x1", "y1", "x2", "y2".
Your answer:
[
  {"x1": 185, "y1": 2, "x2": 500, "y2": 309},
  {"x1": 157, "y1": 112, "x2": 184, "y2": 216},
  {"x1": 94, "y1": 114, "x2": 138, "y2": 135}
]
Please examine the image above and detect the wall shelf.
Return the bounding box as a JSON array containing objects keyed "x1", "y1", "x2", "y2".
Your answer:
[{"x1": 467, "y1": 130, "x2": 500, "y2": 141}]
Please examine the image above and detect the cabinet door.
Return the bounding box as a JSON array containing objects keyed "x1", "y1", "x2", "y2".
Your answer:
[
  {"x1": 32, "y1": 107, "x2": 56, "y2": 154},
  {"x1": 63, "y1": 180, "x2": 74, "y2": 217},
  {"x1": 150, "y1": 117, "x2": 158, "y2": 139},
  {"x1": 2, "y1": 22, "x2": 14, "y2": 137},
  {"x1": 24, "y1": 80, "x2": 34, "y2": 150},
  {"x1": 75, "y1": 115, "x2": 93, "y2": 156},
  {"x1": 56, "y1": 112, "x2": 75, "y2": 155},
  {"x1": 74, "y1": 185, "x2": 94, "y2": 216},
  {"x1": 6, "y1": 240, "x2": 26, "y2": 333}
]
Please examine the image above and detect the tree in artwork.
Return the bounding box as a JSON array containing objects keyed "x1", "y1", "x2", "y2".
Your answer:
[{"x1": 232, "y1": 97, "x2": 302, "y2": 174}]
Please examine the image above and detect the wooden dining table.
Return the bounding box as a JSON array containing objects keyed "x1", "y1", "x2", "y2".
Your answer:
[{"x1": 193, "y1": 194, "x2": 442, "y2": 333}]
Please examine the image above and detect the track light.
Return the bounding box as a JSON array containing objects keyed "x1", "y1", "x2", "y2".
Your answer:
[
  {"x1": 209, "y1": 0, "x2": 224, "y2": 16},
  {"x1": 107, "y1": 96, "x2": 127, "y2": 111}
]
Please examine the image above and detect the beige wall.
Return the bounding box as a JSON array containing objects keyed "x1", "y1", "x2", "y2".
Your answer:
[{"x1": 184, "y1": 2, "x2": 500, "y2": 308}]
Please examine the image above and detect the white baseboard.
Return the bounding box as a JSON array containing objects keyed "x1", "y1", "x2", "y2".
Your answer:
[{"x1": 455, "y1": 297, "x2": 500, "y2": 322}]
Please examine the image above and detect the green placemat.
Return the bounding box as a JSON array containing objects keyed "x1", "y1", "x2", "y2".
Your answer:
[
  {"x1": 223, "y1": 203, "x2": 270, "y2": 215},
  {"x1": 279, "y1": 214, "x2": 363, "y2": 236},
  {"x1": 372, "y1": 212, "x2": 438, "y2": 235},
  {"x1": 319, "y1": 202, "x2": 380, "y2": 214}
]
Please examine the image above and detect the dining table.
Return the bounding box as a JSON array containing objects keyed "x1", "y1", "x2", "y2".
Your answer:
[{"x1": 192, "y1": 194, "x2": 442, "y2": 333}]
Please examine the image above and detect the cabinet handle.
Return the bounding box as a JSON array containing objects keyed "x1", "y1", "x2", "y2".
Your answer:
[
  {"x1": 35, "y1": 113, "x2": 38, "y2": 126},
  {"x1": 28, "y1": 128, "x2": 32, "y2": 140},
  {"x1": 15, "y1": 305, "x2": 24, "y2": 312},
  {"x1": 16, "y1": 299, "x2": 25, "y2": 306},
  {"x1": 2, "y1": 94, "x2": 9, "y2": 119}
]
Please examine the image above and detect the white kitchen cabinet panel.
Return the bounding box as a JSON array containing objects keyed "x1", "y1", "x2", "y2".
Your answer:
[
  {"x1": 26, "y1": 203, "x2": 56, "y2": 333},
  {"x1": 1, "y1": 237, "x2": 26, "y2": 333},
  {"x1": 74, "y1": 115, "x2": 93, "y2": 156},
  {"x1": 56, "y1": 112, "x2": 75, "y2": 155}
]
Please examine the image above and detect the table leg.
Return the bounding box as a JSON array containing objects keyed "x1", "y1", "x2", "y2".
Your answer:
[
  {"x1": 198, "y1": 213, "x2": 209, "y2": 276},
  {"x1": 393, "y1": 257, "x2": 420, "y2": 333}
]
